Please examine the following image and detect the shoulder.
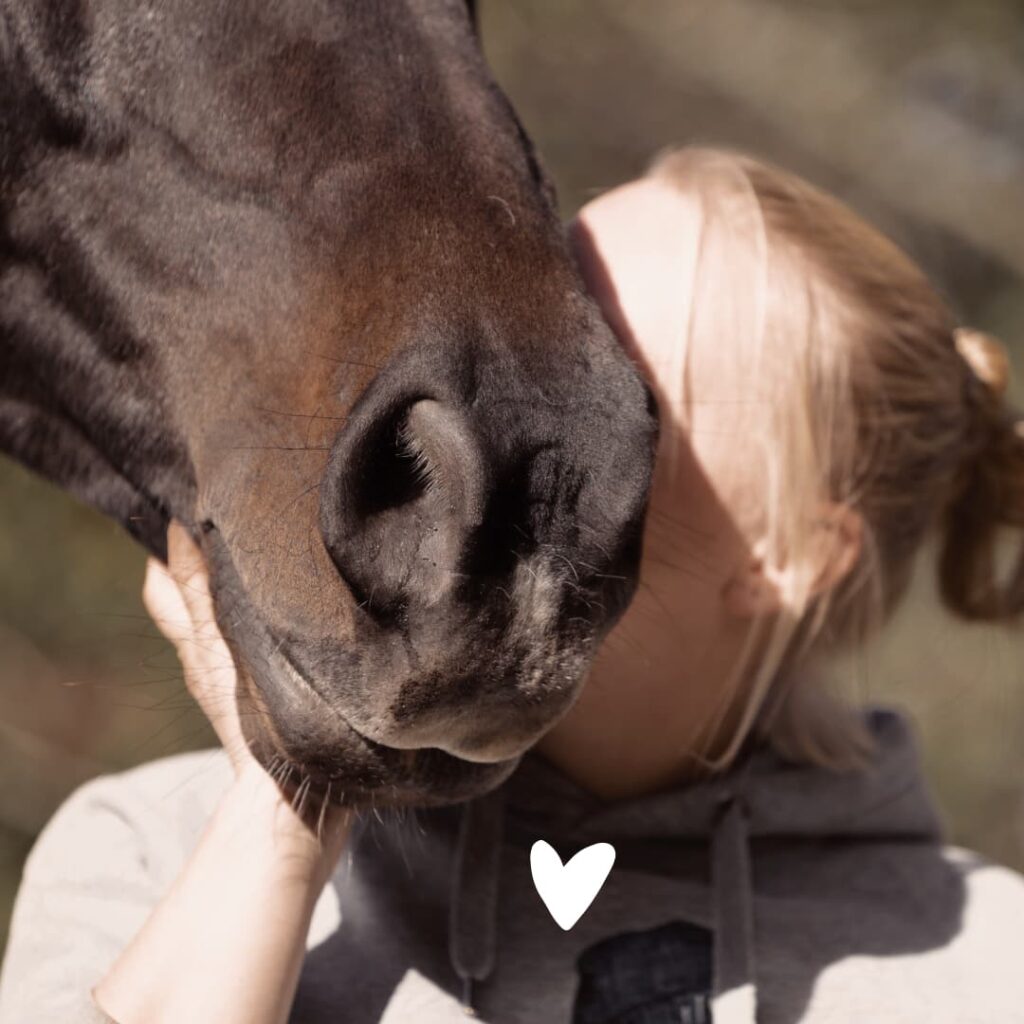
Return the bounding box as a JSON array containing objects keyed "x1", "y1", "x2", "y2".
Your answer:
[
  {"x1": 24, "y1": 748, "x2": 232, "y2": 888},
  {"x1": 0, "y1": 751, "x2": 233, "y2": 1023},
  {"x1": 770, "y1": 842, "x2": 1024, "y2": 1020},
  {"x1": 942, "y1": 844, "x2": 1024, "y2": 944},
  {"x1": 863, "y1": 844, "x2": 1024, "y2": 1001}
]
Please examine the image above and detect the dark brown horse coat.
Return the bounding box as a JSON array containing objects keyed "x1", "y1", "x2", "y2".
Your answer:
[{"x1": 0, "y1": 0, "x2": 657, "y2": 807}]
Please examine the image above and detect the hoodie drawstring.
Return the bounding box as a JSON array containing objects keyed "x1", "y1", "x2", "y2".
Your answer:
[
  {"x1": 710, "y1": 795, "x2": 758, "y2": 1024},
  {"x1": 450, "y1": 787, "x2": 505, "y2": 1015}
]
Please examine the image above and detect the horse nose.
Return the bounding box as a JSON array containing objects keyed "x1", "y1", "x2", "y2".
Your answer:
[
  {"x1": 321, "y1": 391, "x2": 487, "y2": 619},
  {"x1": 320, "y1": 335, "x2": 657, "y2": 633}
]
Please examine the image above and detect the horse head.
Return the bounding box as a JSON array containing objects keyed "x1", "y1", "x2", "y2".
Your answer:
[{"x1": 0, "y1": 0, "x2": 657, "y2": 806}]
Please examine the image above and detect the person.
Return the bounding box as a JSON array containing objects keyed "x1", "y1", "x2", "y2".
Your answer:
[{"x1": 2, "y1": 146, "x2": 1024, "y2": 1024}]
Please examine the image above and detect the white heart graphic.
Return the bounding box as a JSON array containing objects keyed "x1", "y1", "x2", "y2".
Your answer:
[{"x1": 530, "y1": 840, "x2": 616, "y2": 931}]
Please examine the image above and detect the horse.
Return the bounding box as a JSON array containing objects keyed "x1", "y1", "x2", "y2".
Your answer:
[{"x1": 0, "y1": 0, "x2": 657, "y2": 808}]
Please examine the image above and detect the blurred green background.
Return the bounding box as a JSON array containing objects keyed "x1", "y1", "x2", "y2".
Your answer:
[{"x1": 2, "y1": 0, "x2": 1023, "y2": 952}]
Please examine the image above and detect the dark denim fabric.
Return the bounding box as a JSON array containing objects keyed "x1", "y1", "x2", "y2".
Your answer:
[{"x1": 573, "y1": 921, "x2": 713, "y2": 1024}]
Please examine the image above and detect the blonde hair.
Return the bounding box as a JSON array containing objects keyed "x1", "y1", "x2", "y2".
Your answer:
[{"x1": 647, "y1": 146, "x2": 1024, "y2": 771}]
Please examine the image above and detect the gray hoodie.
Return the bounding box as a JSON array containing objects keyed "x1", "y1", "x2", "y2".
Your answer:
[{"x1": 2, "y1": 707, "x2": 1023, "y2": 1023}]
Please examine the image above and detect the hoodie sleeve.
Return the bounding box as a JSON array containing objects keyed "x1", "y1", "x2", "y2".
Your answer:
[{"x1": 0, "y1": 753, "x2": 227, "y2": 1024}]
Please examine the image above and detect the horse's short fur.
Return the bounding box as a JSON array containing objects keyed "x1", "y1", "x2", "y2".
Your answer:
[{"x1": 0, "y1": 0, "x2": 657, "y2": 807}]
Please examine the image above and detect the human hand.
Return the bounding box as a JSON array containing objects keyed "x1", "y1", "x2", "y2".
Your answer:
[
  {"x1": 98, "y1": 521, "x2": 353, "y2": 1024},
  {"x1": 143, "y1": 521, "x2": 353, "y2": 851},
  {"x1": 142, "y1": 521, "x2": 254, "y2": 775}
]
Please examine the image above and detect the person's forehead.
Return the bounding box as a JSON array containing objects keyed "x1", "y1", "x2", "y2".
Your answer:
[
  {"x1": 576, "y1": 180, "x2": 702, "y2": 363},
  {"x1": 577, "y1": 181, "x2": 696, "y2": 307},
  {"x1": 578, "y1": 178, "x2": 690, "y2": 250}
]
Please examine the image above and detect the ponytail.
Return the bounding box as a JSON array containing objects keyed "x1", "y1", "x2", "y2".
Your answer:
[{"x1": 939, "y1": 328, "x2": 1024, "y2": 622}]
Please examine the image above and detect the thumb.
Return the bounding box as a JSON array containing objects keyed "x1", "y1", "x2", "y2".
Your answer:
[{"x1": 165, "y1": 522, "x2": 219, "y2": 636}]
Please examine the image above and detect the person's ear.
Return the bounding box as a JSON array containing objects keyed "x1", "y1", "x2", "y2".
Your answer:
[
  {"x1": 721, "y1": 553, "x2": 786, "y2": 618},
  {"x1": 722, "y1": 503, "x2": 863, "y2": 619},
  {"x1": 808, "y1": 502, "x2": 863, "y2": 599}
]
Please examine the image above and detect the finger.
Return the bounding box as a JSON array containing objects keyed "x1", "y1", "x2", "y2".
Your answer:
[
  {"x1": 146, "y1": 529, "x2": 231, "y2": 677},
  {"x1": 166, "y1": 522, "x2": 214, "y2": 622},
  {"x1": 142, "y1": 557, "x2": 194, "y2": 645},
  {"x1": 164, "y1": 523, "x2": 228, "y2": 648},
  {"x1": 144, "y1": 560, "x2": 228, "y2": 691}
]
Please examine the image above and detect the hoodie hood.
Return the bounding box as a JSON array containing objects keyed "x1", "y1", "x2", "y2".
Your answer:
[{"x1": 449, "y1": 707, "x2": 945, "y2": 1023}]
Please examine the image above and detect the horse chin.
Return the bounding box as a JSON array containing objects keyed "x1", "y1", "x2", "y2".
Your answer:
[
  {"x1": 238, "y1": 670, "x2": 520, "y2": 810},
  {"x1": 198, "y1": 524, "x2": 573, "y2": 811},
  {"x1": 220, "y1": 647, "x2": 515, "y2": 812}
]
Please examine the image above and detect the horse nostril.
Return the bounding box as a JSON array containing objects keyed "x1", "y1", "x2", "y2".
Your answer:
[
  {"x1": 402, "y1": 399, "x2": 487, "y2": 528},
  {"x1": 351, "y1": 407, "x2": 431, "y2": 519},
  {"x1": 322, "y1": 397, "x2": 486, "y2": 619}
]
